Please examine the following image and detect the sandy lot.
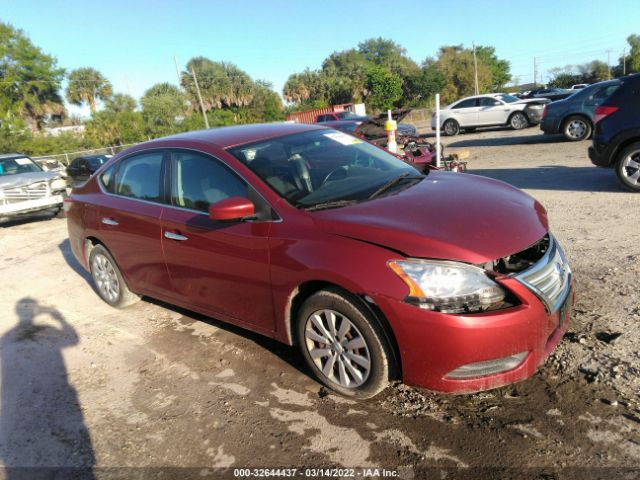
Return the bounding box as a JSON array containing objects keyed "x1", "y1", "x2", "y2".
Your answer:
[{"x1": 0, "y1": 126, "x2": 639, "y2": 479}]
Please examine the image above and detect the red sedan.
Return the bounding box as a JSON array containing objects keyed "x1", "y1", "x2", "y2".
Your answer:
[{"x1": 66, "y1": 123, "x2": 574, "y2": 398}]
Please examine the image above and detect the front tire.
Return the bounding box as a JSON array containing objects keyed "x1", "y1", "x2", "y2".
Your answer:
[
  {"x1": 562, "y1": 115, "x2": 591, "y2": 141},
  {"x1": 295, "y1": 288, "x2": 395, "y2": 399},
  {"x1": 615, "y1": 142, "x2": 640, "y2": 192},
  {"x1": 509, "y1": 112, "x2": 529, "y2": 130},
  {"x1": 443, "y1": 119, "x2": 460, "y2": 136},
  {"x1": 89, "y1": 244, "x2": 140, "y2": 308}
]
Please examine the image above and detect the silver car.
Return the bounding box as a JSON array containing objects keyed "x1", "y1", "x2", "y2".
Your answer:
[
  {"x1": 0, "y1": 153, "x2": 67, "y2": 222},
  {"x1": 431, "y1": 93, "x2": 549, "y2": 136}
]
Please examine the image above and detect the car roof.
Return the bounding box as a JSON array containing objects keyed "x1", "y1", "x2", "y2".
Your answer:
[
  {"x1": 0, "y1": 152, "x2": 29, "y2": 160},
  {"x1": 150, "y1": 122, "x2": 324, "y2": 149},
  {"x1": 76, "y1": 154, "x2": 111, "y2": 160}
]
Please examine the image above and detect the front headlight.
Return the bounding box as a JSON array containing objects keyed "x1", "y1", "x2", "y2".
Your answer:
[
  {"x1": 50, "y1": 178, "x2": 67, "y2": 191},
  {"x1": 388, "y1": 259, "x2": 506, "y2": 313}
]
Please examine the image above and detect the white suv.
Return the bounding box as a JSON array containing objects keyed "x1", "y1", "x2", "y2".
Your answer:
[{"x1": 431, "y1": 93, "x2": 549, "y2": 136}]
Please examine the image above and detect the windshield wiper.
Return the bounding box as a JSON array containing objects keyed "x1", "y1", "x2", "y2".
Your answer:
[
  {"x1": 304, "y1": 200, "x2": 358, "y2": 212},
  {"x1": 368, "y1": 172, "x2": 424, "y2": 200}
]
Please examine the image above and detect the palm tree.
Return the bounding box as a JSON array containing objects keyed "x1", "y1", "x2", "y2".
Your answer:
[{"x1": 65, "y1": 68, "x2": 113, "y2": 114}]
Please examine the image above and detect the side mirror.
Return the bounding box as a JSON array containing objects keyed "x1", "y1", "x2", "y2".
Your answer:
[{"x1": 208, "y1": 196, "x2": 256, "y2": 222}]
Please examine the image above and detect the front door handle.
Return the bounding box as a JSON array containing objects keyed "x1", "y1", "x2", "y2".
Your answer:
[
  {"x1": 101, "y1": 218, "x2": 119, "y2": 226},
  {"x1": 164, "y1": 231, "x2": 188, "y2": 241}
]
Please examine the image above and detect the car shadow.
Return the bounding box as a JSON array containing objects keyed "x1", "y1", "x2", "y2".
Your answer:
[
  {"x1": 0, "y1": 212, "x2": 57, "y2": 228},
  {"x1": 143, "y1": 297, "x2": 312, "y2": 380},
  {"x1": 58, "y1": 239, "x2": 93, "y2": 286},
  {"x1": 470, "y1": 165, "x2": 624, "y2": 192},
  {"x1": 447, "y1": 133, "x2": 568, "y2": 148},
  {"x1": 0, "y1": 298, "x2": 95, "y2": 479}
]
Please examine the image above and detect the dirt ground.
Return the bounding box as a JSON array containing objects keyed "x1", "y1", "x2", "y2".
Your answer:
[{"x1": 0, "y1": 126, "x2": 639, "y2": 480}]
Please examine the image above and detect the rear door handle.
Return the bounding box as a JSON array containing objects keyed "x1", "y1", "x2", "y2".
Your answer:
[
  {"x1": 164, "y1": 231, "x2": 188, "y2": 241},
  {"x1": 101, "y1": 218, "x2": 119, "y2": 226}
]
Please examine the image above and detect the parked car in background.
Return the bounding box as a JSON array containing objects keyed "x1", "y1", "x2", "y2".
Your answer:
[
  {"x1": 66, "y1": 123, "x2": 573, "y2": 398},
  {"x1": 570, "y1": 84, "x2": 589, "y2": 90},
  {"x1": 431, "y1": 93, "x2": 548, "y2": 136},
  {"x1": 322, "y1": 110, "x2": 431, "y2": 171},
  {"x1": 0, "y1": 153, "x2": 67, "y2": 222},
  {"x1": 66, "y1": 154, "x2": 112, "y2": 184},
  {"x1": 520, "y1": 88, "x2": 574, "y2": 102},
  {"x1": 540, "y1": 80, "x2": 621, "y2": 141},
  {"x1": 35, "y1": 157, "x2": 68, "y2": 178},
  {"x1": 588, "y1": 73, "x2": 640, "y2": 192},
  {"x1": 315, "y1": 111, "x2": 369, "y2": 123}
]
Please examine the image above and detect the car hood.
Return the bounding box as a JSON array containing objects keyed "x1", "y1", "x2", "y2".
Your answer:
[
  {"x1": 0, "y1": 171, "x2": 59, "y2": 190},
  {"x1": 355, "y1": 108, "x2": 414, "y2": 138},
  {"x1": 311, "y1": 171, "x2": 549, "y2": 264}
]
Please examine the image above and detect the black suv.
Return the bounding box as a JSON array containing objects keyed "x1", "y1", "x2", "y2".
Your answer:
[{"x1": 589, "y1": 73, "x2": 640, "y2": 192}]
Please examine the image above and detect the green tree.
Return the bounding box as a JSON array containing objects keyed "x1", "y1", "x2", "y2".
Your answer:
[
  {"x1": 364, "y1": 65, "x2": 403, "y2": 111},
  {"x1": 475, "y1": 46, "x2": 511, "y2": 90},
  {"x1": 404, "y1": 62, "x2": 446, "y2": 107},
  {"x1": 140, "y1": 83, "x2": 187, "y2": 137},
  {"x1": 182, "y1": 57, "x2": 255, "y2": 110},
  {"x1": 0, "y1": 22, "x2": 65, "y2": 131},
  {"x1": 105, "y1": 93, "x2": 137, "y2": 113},
  {"x1": 65, "y1": 67, "x2": 113, "y2": 114},
  {"x1": 433, "y1": 45, "x2": 492, "y2": 103}
]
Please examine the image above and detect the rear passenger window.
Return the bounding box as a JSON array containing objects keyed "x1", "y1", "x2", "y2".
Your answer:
[
  {"x1": 171, "y1": 151, "x2": 247, "y2": 212},
  {"x1": 100, "y1": 164, "x2": 117, "y2": 192},
  {"x1": 114, "y1": 152, "x2": 163, "y2": 202}
]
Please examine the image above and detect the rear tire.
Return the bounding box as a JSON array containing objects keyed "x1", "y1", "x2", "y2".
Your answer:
[
  {"x1": 615, "y1": 142, "x2": 640, "y2": 192},
  {"x1": 443, "y1": 119, "x2": 460, "y2": 136},
  {"x1": 509, "y1": 112, "x2": 529, "y2": 130},
  {"x1": 89, "y1": 244, "x2": 140, "y2": 308},
  {"x1": 562, "y1": 115, "x2": 591, "y2": 141},
  {"x1": 295, "y1": 288, "x2": 396, "y2": 399}
]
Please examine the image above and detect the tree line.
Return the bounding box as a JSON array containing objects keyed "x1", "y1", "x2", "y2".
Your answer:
[{"x1": 1, "y1": 20, "x2": 639, "y2": 157}]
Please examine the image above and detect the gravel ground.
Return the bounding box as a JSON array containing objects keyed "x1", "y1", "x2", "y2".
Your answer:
[{"x1": 0, "y1": 126, "x2": 639, "y2": 479}]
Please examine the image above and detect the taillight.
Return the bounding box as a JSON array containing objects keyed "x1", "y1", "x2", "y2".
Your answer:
[
  {"x1": 594, "y1": 105, "x2": 619, "y2": 124},
  {"x1": 542, "y1": 105, "x2": 548, "y2": 119}
]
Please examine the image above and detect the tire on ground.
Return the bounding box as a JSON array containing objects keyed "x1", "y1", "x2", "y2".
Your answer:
[
  {"x1": 562, "y1": 115, "x2": 592, "y2": 141},
  {"x1": 615, "y1": 141, "x2": 640, "y2": 192},
  {"x1": 295, "y1": 287, "x2": 396, "y2": 399},
  {"x1": 443, "y1": 119, "x2": 460, "y2": 136},
  {"x1": 89, "y1": 243, "x2": 140, "y2": 308}
]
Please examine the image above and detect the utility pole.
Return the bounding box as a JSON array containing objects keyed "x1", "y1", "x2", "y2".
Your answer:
[
  {"x1": 606, "y1": 49, "x2": 613, "y2": 79},
  {"x1": 472, "y1": 42, "x2": 479, "y2": 96},
  {"x1": 191, "y1": 67, "x2": 210, "y2": 129},
  {"x1": 533, "y1": 57, "x2": 538, "y2": 87},
  {"x1": 173, "y1": 56, "x2": 182, "y2": 86},
  {"x1": 623, "y1": 49, "x2": 627, "y2": 75}
]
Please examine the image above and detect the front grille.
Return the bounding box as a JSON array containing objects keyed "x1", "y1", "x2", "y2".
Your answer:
[
  {"x1": 1, "y1": 182, "x2": 49, "y2": 204},
  {"x1": 513, "y1": 235, "x2": 571, "y2": 313}
]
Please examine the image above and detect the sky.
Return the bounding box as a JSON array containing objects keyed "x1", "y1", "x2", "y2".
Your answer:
[{"x1": 2, "y1": 0, "x2": 638, "y2": 116}]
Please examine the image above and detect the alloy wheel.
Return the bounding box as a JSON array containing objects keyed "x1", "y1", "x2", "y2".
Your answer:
[
  {"x1": 511, "y1": 113, "x2": 527, "y2": 129},
  {"x1": 304, "y1": 309, "x2": 371, "y2": 389},
  {"x1": 92, "y1": 253, "x2": 120, "y2": 303},
  {"x1": 621, "y1": 150, "x2": 640, "y2": 186}
]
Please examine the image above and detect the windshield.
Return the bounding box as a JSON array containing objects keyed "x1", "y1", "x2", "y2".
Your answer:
[
  {"x1": 228, "y1": 129, "x2": 419, "y2": 209},
  {"x1": 0, "y1": 156, "x2": 42, "y2": 176},
  {"x1": 497, "y1": 94, "x2": 519, "y2": 103}
]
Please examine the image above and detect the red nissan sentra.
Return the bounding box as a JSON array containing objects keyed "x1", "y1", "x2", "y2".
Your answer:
[{"x1": 66, "y1": 123, "x2": 574, "y2": 398}]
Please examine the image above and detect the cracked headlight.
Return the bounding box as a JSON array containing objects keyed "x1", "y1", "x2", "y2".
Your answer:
[
  {"x1": 50, "y1": 178, "x2": 67, "y2": 191},
  {"x1": 388, "y1": 259, "x2": 506, "y2": 313}
]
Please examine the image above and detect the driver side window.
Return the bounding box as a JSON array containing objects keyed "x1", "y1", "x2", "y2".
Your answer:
[{"x1": 171, "y1": 151, "x2": 248, "y2": 213}]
